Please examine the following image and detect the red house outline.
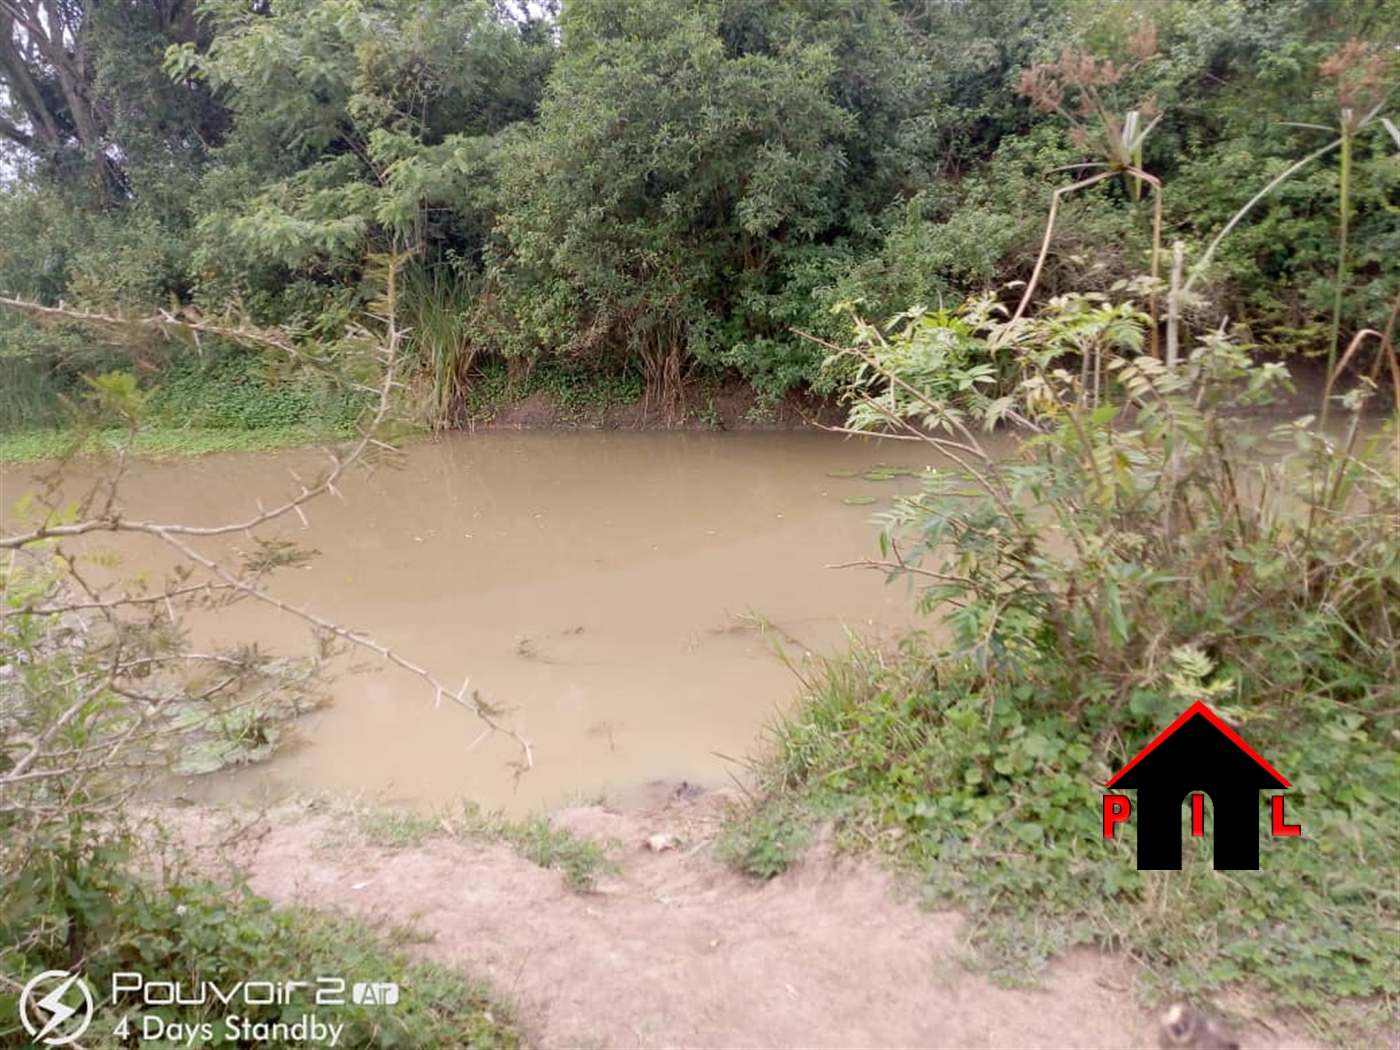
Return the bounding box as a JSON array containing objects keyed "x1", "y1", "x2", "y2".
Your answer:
[{"x1": 1107, "y1": 700, "x2": 1290, "y2": 789}]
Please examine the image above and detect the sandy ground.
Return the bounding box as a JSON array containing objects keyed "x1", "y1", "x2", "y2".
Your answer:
[{"x1": 169, "y1": 789, "x2": 1333, "y2": 1050}]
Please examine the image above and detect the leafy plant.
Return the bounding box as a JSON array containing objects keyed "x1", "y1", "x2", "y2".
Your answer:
[
  {"x1": 0, "y1": 860, "x2": 519, "y2": 1049},
  {"x1": 458, "y1": 806, "x2": 620, "y2": 892},
  {"x1": 717, "y1": 799, "x2": 812, "y2": 880},
  {"x1": 763, "y1": 283, "x2": 1399, "y2": 1035}
]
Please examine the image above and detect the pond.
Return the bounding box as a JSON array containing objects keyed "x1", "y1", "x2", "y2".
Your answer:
[
  {"x1": 5, "y1": 430, "x2": 989, "y2": 813},
  {"x1": 10, "y1": 412, "x2": 1385, "y2": 814}
]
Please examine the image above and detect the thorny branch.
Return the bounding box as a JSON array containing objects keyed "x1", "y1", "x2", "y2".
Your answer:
[{"x1": 1, "y1": 260, "x2": 534, "y2": 815}]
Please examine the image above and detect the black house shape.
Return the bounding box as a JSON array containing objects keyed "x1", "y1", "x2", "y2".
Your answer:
[{"x1": 1107, "y1": 701, "x2": 1290, "y2": 870}]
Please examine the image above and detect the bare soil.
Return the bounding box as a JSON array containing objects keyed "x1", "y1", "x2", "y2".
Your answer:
[{"x1": 168, "y1": 789, "x2": 1329, "y2": 1050}]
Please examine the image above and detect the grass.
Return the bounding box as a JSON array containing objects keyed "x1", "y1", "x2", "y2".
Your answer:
[
  {"x1": 729, "y1": 639, "x2": 1400, "y2": 1046},
  {"x1": 0, "y1": 341, "x2": 380, "y2": 463},
  {"x1": 0, "y1": 858, "x2": 520, "y2": 1049},
  {"x1": 341, "y1": 802, "x2": 620, "y2": 893},
  {"x1": 457, "y1": 804, "x2": 621, "y2": 892},
  {"x1": 0, "y1": 424, "x2": 364, "y2": 464},
  {"x1": 359, "y1": 809, "x2": 444, "y2": 850}
]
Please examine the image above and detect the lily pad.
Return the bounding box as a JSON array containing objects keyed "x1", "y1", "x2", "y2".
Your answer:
[
  {"x1": 168, "y1": 701, "x2": 287, "y2": 775},
  {"x1": 842, "y1": 495, "x2": 879, "y2": 506},
  {"x1": 826, "y1": 469, "x2": 859, "y2": 478},
  {"x1": 863, "y1": 472, "x2": 896, "y2": 482},
  {"x1": 173, "y1": 730, "x2": 279, "y2": 776}
]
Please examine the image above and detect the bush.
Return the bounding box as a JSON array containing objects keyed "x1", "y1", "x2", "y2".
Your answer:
[
  {"x1": 716, "y1": 800, "x2": 812, "y2": 879},
  {"x1": 747, "y1": 292, "x2": 1400, "y2": 1035},
  {"x1": 0, "y1": 848, "x2": 519, "y2": 1049},
  {"x1": 143, "y1": 346, "x2": 363, "y2": 432}
]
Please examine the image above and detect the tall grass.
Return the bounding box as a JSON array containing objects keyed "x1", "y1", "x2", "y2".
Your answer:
[
  {"x1": 731, "y1": 54, "x2": 1400, "y2": 1035},
  {"x1": 403, "y1": 265, "x2": 482, "y2": 430},
  {"x1": 0, "y1": 354, "x2": 62, "y2": 430}
]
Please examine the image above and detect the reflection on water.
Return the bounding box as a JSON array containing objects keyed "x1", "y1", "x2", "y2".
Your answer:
[{"x1": 4, "y1": 431, "x2": 1003, "y2": 813}]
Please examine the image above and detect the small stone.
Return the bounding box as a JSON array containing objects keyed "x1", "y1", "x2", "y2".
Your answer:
[{"x1": 645, "y1": 833, "x2": 678, "y2": 852}]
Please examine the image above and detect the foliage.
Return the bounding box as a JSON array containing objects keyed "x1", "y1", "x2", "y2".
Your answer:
[
  {"x1": 763, "y1": 637, "x2": 1399, "y2": 1036},
  {"x1": 0, "y1": 0, "x2": 224, "y2": 196},
  {"x1": 743, "y1": 291, "x2": 1400, "y2": 1034},
  {"x1": 841, "y1": 294, "x2": 1398, "y2": 730},
  {"x1": 462, "y1": 357, "x2": 648, "y2": 425},
  {"x1": 0, "y1": 424, "x2": 362, "y2": 465},
  {"x1": 0, "y1": 850, "x2": 519, "y2": 1049},
  {"x1": 716, "y1": 799, "x2": 812, "y2": 880},
  {"x1": 146, "y1": 346, "x2": 367, "y2": 432},
  {"x1": 488, "y1": 0, "x2": 941, "y2": 408},
  {"x1": 3, "y1": 1, "x2": 1398, "y2": 425},
  {"x1": 164, "y1": 0, "x2": 551, "y2": 326}
]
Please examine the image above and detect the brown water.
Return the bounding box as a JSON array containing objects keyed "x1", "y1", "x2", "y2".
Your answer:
[
  {"x1": 3, "y1": 431, "x2": 982, "y2": 813},
  {"x1": 9, "y1": 416, "x2": 1390, "y2": 814}
]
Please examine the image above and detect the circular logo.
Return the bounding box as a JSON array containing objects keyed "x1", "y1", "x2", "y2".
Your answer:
[{"x1": 18, "y1": 970, "x2": 94, "y2": 1046}]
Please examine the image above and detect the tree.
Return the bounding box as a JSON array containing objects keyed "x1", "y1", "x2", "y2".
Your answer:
[
  {"x1": 166, "y1": 0, "x2": 553, "y2": 322},
  {"x1": 490, "y1": 0, "x2": 942, "y2": 409},
  {"x1": 0, "y1": 0, "x2": 224, "y2": 199}
]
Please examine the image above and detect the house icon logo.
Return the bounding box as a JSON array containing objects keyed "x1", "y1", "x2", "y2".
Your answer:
[{"x1": 1102, "y1": 701, "x2": 1301, "y2": 870}]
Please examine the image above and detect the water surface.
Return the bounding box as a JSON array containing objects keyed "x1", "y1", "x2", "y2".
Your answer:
[{"x1": 5, "y1": 431, "x2": 969, "y2": 812}]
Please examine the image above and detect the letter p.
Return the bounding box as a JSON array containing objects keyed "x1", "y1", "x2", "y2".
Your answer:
[{"x1": 1102, "y1": 794, "x2": 1131, "y2": 838}]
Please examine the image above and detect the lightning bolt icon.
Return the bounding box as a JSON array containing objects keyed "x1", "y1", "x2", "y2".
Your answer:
[{"x1": 34, "y1": 972, "x2": 80, "y2": 1041}]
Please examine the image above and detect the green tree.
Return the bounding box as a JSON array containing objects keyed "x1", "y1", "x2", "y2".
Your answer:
[
  {"x1": 167, "y1": 0, "x2": 553, "y2": 322},
  {"x1": 490, "y1": 0, "x2": 941, "y2": 407},
  {"x1": 0, "y1": 0, "x2": 224, "y2": 198}
]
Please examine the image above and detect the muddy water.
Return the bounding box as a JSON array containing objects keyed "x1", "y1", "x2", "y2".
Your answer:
[{"x1": 4, "y1": 432, "x2": 999, "y2": 813}]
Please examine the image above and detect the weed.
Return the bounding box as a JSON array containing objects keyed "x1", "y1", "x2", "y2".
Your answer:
[
  {"x1": 460, "y1": 357, "x2": 652, "y2": 426},
  {"x1": 458, "y1": 805, "x2": 620, "y2": 892},
  {"x1": 0, "y1": 851, "x2": 520, "y2": 1049},
  {"x1": 402, "y1": 263, "x2": 482, "y2": 430},
  {"x1": 698, "y1": 396, "x2": 723, "y2": 429},
  {"x1": 763, "y1": 290, "x2": 1400, "y2": 1040},
  {"x1": 146, "y1": 346, "x2": 368, "y2": 433},
  {"x1": 716, "y1": 799, "x2": 812, "y2": 880},
  {"x1": 359, "y1": 810, "x2": 443, "y2": 850},
  {"x1": 509, "y1": 818, "x2": 619, "y2": 891},
  {"x1": 0, "y1": 424, "x2": 364, "y2": 463}
]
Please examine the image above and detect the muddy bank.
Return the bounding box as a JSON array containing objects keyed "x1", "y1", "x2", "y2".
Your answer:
[{"x1": 470, "y1": 361, "x2": 1389, "y2": 433}]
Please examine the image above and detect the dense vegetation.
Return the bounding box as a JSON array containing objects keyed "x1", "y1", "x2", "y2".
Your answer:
[
  {"x1": 2, "y1": 1, "x2": 1398, "y2": 1046},
  {"x1": 726, "y1": 296, "x2": 1399, "y2": 1043},
  {"x1": 1, "y1": 0, "x2": 1398, "y2": 433}
]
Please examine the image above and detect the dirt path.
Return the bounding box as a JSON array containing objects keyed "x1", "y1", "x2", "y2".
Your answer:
[{"x1": 186, "y1": 791, "x2": 1321, "y2": 1050}]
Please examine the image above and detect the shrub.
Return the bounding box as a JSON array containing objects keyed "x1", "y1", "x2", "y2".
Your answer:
[
  {"x1": 0, "y1": 852, "x2": 518, "y2": 1049},
  {"x1": 759, "y1": 292, "x2": 1400, "y2": 1030}
]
